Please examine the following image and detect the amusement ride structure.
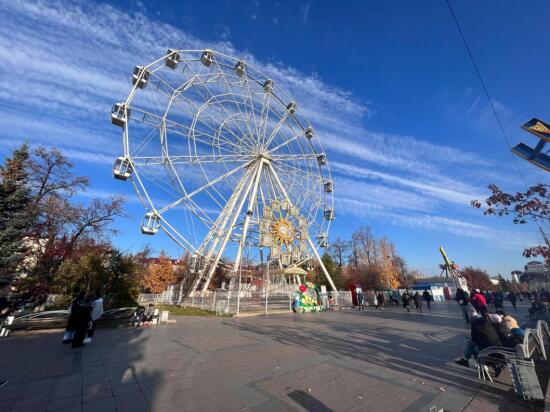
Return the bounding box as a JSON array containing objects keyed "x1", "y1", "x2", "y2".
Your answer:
[
  {"x1": 439, "y1": 246, "x2": 468, "y2": 291},
  {"x1": 110, "y1": 49, "x2": 336, "y2": 296}
]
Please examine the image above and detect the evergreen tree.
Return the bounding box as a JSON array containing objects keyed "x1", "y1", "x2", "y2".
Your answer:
[{"x1": 0, "y1": 144, "x2": 33, "y2": 279}]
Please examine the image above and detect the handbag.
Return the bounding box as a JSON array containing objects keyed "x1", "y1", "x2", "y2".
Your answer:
[{"x1": 62, "y1": 330, "x2": 75, "y2": 343}]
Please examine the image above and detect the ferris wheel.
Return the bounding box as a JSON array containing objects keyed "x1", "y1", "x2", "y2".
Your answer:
[{"x1": 111, "y1": 49, "x2": 336, "y2": 294}]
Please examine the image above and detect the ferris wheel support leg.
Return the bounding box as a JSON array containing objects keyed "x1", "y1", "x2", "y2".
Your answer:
[
  {"x1": 199, "y1": 162, "x2": 260, "y2": 293},
  {"x1": 188, "y1": 167, "x2": 253, "y2": 296},
  {"x1": 307, "y1": 237, "x2": 337, "y2": 292},
  {"x1": 265, "y1": 162, "x2": 337, "y2": 292},
  {"x1": 232, "y1": 161, "x2": 264, "y2": 275}
]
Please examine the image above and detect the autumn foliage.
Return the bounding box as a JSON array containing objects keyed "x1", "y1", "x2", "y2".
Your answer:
[
  {"x1": 472, "y1": 183, "x2": 549, "y2": 260},
  {"x1": 143, "y1": 252, "x2": 176, "y2": 293},
  {"x1": 460, "y1": 266, "x2": 494, "y2": 291}
]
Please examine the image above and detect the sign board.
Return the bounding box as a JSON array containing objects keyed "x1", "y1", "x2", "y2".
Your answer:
[{"x1": 522, "y1": 118, "x2": 550, "y2": 142}]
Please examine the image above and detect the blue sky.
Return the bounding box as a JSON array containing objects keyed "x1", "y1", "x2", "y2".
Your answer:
[{"x1": 0, "y1": 0, "x2": 548, "y2": 276}]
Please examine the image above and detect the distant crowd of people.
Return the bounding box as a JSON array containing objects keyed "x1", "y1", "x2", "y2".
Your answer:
[
  {"x1": 355, "y1": 289, "x2": 433, "y2": 313},
  {"x1": 401, "y1": 290, "x2": 432, "y2": 313}
]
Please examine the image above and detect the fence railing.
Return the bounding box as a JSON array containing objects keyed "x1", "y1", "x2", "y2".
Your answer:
[{"x1": 138, "y1": 289, "x2": 354, "y2": 315}]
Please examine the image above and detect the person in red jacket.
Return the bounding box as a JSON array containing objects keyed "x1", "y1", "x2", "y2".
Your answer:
[{"x1": 470, "y1": 289, "x2": 487, "y2": 311}]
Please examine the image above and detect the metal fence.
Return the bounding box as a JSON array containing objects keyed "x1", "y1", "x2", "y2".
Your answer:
[{"x1": 138, "y1": 288, "x2": 353, "y2": 315}]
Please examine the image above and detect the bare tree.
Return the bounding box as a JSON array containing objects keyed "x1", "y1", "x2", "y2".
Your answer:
[
  {"x1": 328, "y1": 237, "x2": 350, "y2": 267},
  {"x1": 18, "y1": 147, "x2": 126, "y2": 299},
  {"x1": 28, "y1": 147, "x2": 88, "y2": 205}
]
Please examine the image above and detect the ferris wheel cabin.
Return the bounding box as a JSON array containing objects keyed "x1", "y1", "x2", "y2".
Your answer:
[
  {"x1": 317, "y1": 154, "x2": 327, "y2": 166},
  {"x1": 317, "y1": 233, "x2": 329, "y2": 248},
  {"x1": 112, "y1": 157, "x2": 132, "y2": 181},
  {"x1": 165, "y1": 49, "x2": 180, "y2": 69},
  {"x1": 304, "y1": 127, "x2": 315, "y2": 139},
  {"x1": 324, "y1": 208, "x2": 335, "y2": 221},
  {"x1": 263, "y1": 79, "x2": 273, "y2": 93},
  {"x1": 235, "y1": 61, "x2": 246, "y2": 77},
  {"x1": 141, "y1": 212, "x2": 160, "y2": 235},
  {"x1": 111, "y1": 103, "x2": 130, "y2": 127},
  {"x1": 286, "y1": 102, "x2": 297, "y2": 114},
  {"x1": 132, "y1": 66, "x2": 150, "y2": 89},
  {"x1": 201, "y1": 50, "x2": 214, "y2": 67},
  {"x1": 324, "y1": 181, "x2": 333, "y2": 193}
]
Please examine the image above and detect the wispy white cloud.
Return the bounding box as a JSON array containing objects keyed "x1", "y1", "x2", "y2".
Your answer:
[
  {"x1": 303, "y1": 1, "x2": 311, "y2": 22},
  {"x1": 335, "y1": 197, "x2": 536, "y2": 250},
  {"x1": 0, "y1": 0, "x2": 530, "y2": 250},
  {"x1": 331, "y1": 162, "x2": 482, "y2": 205}
]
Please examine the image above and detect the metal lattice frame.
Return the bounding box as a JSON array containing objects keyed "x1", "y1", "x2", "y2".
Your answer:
[{"x1": 112, "y1": 49, "x2": 336, "y2": 294}]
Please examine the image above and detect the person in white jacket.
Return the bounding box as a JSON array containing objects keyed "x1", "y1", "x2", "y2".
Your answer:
[{"x1": 84, "y1": 291, "x2": 104, "y2": 344}]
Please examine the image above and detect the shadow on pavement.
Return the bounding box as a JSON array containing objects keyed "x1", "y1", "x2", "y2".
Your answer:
[{"x1": 288, "y1": 389, "x2": 335, "y2": 412}]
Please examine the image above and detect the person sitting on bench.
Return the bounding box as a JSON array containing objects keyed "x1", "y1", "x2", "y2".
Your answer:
[{"x1": 455, "y1": 306, "x2": 503, "y2": 369}]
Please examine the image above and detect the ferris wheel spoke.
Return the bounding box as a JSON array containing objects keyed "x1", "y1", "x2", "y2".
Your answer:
[
  {"x1": 266, "y1": 129, "x2": 308, "y2": 155},
  {"x1": 156, "y1": 160, "x2": 253, "y2": 215},
  {"x1": 272, "y1": 160, "x2": 322, "y2": 184},
  {"x1": 262, "y1": 111, "x2": 290, "y2": 150},
  {"x1": 131, "y1": 154, "x2": 251, "y2": 165},
  {"x1": 258, "y1": 92, "x2": 272, "y2": 145},
  {"x1": 155, "y1": 70, "x2": 253, "y2": 152},
  {"x1": 241, "y1": 76, "x2": 261, "y2": 143},
  {"x1": 211, "y1": 60, "x2": 256, "y2": 140},
  {"x1": 269, "y1": 153, "x2": 319, "y2": 161},
  {"x1": 130, "y1": 104, "x2": 245, "y2": 154},
  {"x1": 195, "y1": 76, "x2": 252, "y2": 144}
]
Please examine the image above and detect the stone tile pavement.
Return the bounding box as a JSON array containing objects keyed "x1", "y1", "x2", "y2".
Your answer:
[{"x1": 0, "y1": 301, "x2": 535, "y2": 411}]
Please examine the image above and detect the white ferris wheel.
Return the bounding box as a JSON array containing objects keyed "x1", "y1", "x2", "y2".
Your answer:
[{"x1": 111, "y1": 49, "x2": 336, "y2": 295}]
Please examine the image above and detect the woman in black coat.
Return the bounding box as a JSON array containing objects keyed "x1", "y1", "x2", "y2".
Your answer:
[
  {"x1": 413, "y1": 292, "x2": 423, "y2": 313},
  {"x1": 71, "y1": 293, "x2": 94, "y2": 348},
  {"x1": 422, "y1": 290, "x2": 432, "y2": 309},
  {"x1": 62, "y1": 291, "x2": 85, "y2": 344}
]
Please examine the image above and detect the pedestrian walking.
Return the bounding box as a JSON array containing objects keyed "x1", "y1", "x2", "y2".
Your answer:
[
  {"x1": 493, "y1": 291, "x2": 504, "y2": 310},
  {"x1": 63, "y1": 290, "x2": 84, "y2": 344},
  {"x1": 402, "y1": 290, "x2": 411, "y2": 312},
  {"x1": 356, "y1": 290, "x2": 365, "y2": 311},
  {"x1": 84, "y1": 291, "x2": 104, "y2": 344},
  {"x1": 72, "y1": 292, "x2": 94, "y2": 348},
  {"x1": 422, "y1": 290, "x2": 432, "y2": 309},
  {"x1": 470, "y1": 289, "x2": 487, "y2": 311},
  {"x1": 485, "y1": 291, "x2": 493, "y2": 309},
  {"x1": 413, "y1": 291, "x2": 423, "y2": 313},
  {"x1": 507, "y1": 291, "x2": 517, "y2": 310},
  {"x1": 377, "y1": 292, "x2": 385, "y2": 310},
  {"x1": 455, "y1": 288, "x2": 470, "y2": 322}
]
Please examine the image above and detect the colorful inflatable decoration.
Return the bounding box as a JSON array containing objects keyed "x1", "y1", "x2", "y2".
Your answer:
[{"x1": 293, "y1": 281, "x2": 322, "y2": 313}]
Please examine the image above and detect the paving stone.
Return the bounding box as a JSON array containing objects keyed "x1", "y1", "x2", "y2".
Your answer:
[
  {"x1": 46, "y1": 394, "x2": 81, "y2": 411},
  {"x1": 81, "y1": 383, "x2": 112, "y2": 403},
  {"x1": 111, "y1": 383, "x2": 141, "y2": 397},
  {"x1": 0, "y1": 399, "x2": 15, "y2": 412},
  {"x1": 10, "y1": 399, "x2": 49, "y2": 412},
  {"x1": 115, "y1": 392, "x2": 149, "y2": 412},
  {"x1": 82, "y1": 397, "x2": 116, "y2": 412},
  {"x1": 248, "y1": 399, "x2": 294, "y2": 412}
]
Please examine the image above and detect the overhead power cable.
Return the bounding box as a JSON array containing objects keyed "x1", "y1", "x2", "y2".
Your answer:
[{"x1": 445, "y1": 0, "x2": 527, "y2": 185}]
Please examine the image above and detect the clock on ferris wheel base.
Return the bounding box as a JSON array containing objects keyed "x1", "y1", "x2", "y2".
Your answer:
[{"x1": 111, "y1": 49, "x2": 337, "y2": 295}]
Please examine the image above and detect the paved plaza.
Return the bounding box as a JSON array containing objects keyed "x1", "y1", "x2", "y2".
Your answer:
[{"x1": 0, "y1": 302, "x2": 533, "y2": 412}]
